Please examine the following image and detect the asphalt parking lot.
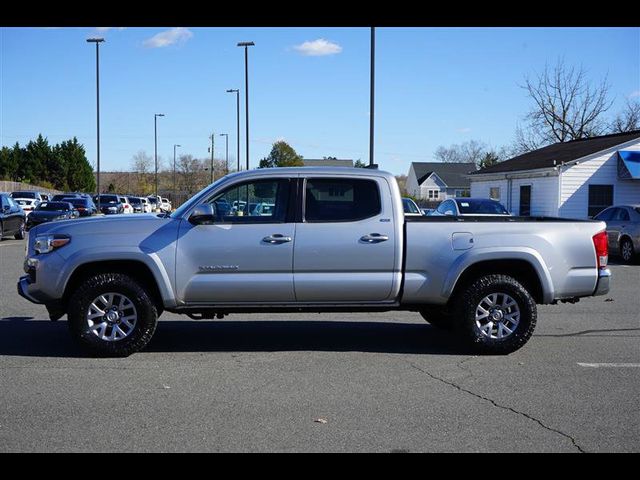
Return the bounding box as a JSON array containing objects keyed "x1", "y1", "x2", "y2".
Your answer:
[{"x1": 0, "y1": 237, "x2": 638, "y2": 452}]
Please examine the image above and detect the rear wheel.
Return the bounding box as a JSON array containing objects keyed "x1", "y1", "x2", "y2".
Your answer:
[
  {"x1": 68, "y1": 273, "x2": 158, "y2": 357},
  {"x1": 620, "y1": 238, "x2": 636, "y2": 264},
  {"x1": 454, "y1": 274, "x2": 536, "y2": 355}
]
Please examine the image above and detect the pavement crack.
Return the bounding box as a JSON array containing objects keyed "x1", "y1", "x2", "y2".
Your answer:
[{"x1": 403, "y1": 359, "x2": 587, "y2": 453}]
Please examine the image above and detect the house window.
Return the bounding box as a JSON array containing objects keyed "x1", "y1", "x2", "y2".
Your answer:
[
  {"x1": 428, "y1": 189, "x2": 440, "y2": 200},
  {"x1": 588, "y1": 185, "x2": 614, "y2": 218},
  {"x1": 489, "y1": 187, "x2": 501, "y2": 200},
  {"x1": 519, "y1": 185, "x2": 531, "y2": 216}
]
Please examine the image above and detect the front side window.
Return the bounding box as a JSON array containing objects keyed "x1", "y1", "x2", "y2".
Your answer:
[
  {"x1": 207, "y1": 179, "x2": 289, "y2": 223},
  {"x1": 305, "y1": 178, "x2": 380, "y2": 222}
]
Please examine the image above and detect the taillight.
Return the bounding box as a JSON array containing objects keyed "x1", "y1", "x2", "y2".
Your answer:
[{"x1": 592, "y1": 231, "x2": 608, "y2": 269}]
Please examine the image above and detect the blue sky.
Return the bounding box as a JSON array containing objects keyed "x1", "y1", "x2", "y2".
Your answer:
[{"x1": 1, "y1": 27, "x2": 639, "y2": 176}]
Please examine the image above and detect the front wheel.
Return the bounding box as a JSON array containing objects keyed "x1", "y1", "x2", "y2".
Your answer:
[
  {"x1": 454, "y1": 274, "x2": 537, "y2": 355},
  {"x1": 620, "y1": 238, "x2": 636, "y2": 264},
  {"x1": 14, "y1": 220, "x2": 25, "y2": 240},
  {"x1": 67, "y1": 273, "x2": 158, "y2": 357}
]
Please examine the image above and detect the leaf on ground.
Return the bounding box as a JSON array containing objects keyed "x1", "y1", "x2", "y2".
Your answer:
[
  {"x1": 604, "y1": 298, "x2": 614, "y2": 302},
  {"x1": 314, "y1": 418, "x2": 328, "y2": 424}
]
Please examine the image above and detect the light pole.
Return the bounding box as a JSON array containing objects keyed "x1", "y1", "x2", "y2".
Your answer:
[
  {"x1": 86, "y1": 37, "x2": 104, "y2": 212},
  {"x1": 154, "y1": 113, "x2": 165, "y2": 198},
  {"x1": 369, "y1": 27, "x2": 375, "y2": 167},
  {"x1": 220, "y1": 133, "x2": 229, "y2": 174},
  {"x1": 226, "y1": 89, "x2": 240, "y2": 172},
  {"x1": 173, "y1": 144, "x2": 181, "y2": 204},
  {"x1": 237, "y1": 42, "x2": 254, "y2": 171},
  {"x1": 209, "y1": 133, "x2": 215, "y2": 184}
]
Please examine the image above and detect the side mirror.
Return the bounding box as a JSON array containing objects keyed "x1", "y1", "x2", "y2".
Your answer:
[{"x1": 189, "y1": 203, "x2": 216, "y2": 225}]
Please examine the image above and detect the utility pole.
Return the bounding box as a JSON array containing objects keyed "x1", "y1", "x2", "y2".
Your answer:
[
  {"x1": 369, "y1": 27, "x2": 375, "y2": 167},
  {"x1": 210, "y1": 133, "x2": 215, "y2": 184},
  {"x1": 237, "y1": 42, "x2": 254, "y2": 171},
  {"x1": 86, "y1": 37, "x2": 104, "y2": 211}
]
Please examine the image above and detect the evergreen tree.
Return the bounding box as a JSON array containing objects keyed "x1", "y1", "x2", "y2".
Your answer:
[{"x1": 60, "y1": 137, "x2": 95, "y2": 192}]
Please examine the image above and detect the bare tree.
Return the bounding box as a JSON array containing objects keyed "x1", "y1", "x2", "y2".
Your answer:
[
  {"x1": 131, "y1": 150, "x2": 154, "y2": 195},
  {"x1": 434, "y1": 140, "x2": 488, "y2": 165},
  {"x1": 518, "y1": 59, "x2": 613, "y2": 152},
  {"x1": 177, "y1": 154, "x2": 206, "y2": 196},
  {"x1": 610, "y1": 99, "x2": 640, "y2": 133}
]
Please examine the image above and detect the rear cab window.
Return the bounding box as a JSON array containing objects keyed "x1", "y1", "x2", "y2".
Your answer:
[{"x1": 304, "y1": 178, "x2": 381, "y2": 222}]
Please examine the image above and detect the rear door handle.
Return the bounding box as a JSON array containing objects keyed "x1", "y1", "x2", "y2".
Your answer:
[
  {"x1": 360, "y1": 233, "x2": 389, "y2": 243},
  {"x1": 262, "y1": 234, "x2": 292, "y2": 244}
]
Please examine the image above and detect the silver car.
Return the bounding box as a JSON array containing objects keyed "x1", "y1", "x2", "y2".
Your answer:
[{"x1": 593, "y1": 205, "x2": 640, "y2": 264}]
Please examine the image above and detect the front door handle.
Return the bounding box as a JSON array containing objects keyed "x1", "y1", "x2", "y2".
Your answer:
[
  {"x1": 262, "y1": 234, "x2": 292, "y2": 244},
  {"x1": 360, "y1": 233, "x2": 389, "y2": 243}
]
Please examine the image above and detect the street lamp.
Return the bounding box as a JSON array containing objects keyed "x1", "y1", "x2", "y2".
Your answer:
[
  {"x1": 237, "y1": 41, "x2": 254, "y2": 171},
  {"x1": 226, "y1": 89, "x2": 240, "y2": 172},
  {"x1": 86, "y1": 37, "x2": 105, "y2": 212},
  {"x1": 173, "y1": 144, "x2": 181, "y2": 204},
  {"x1": 220, "y1": 133, "x2": 229, "y2": 174},
  {"x1": 154, "y1": 113, "x2": 165, "y2": 198}
]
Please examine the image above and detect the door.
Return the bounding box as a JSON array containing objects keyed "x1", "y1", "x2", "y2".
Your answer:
[
  {"x1": 519, "y1": 185, "x2": 531, "y2": 216},
  {"x1": 293, "y1": 176, "x2": 397, "y2": 302},
  {"x1": 1, "y1": 196, "x2": 19, "y2": 233},
  {"x1": 176, "y1": 178, "x2": 296, "y2": 303}
]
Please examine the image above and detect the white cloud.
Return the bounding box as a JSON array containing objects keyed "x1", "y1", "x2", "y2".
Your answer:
[
  {"x1": 293, "y1": 38, "x2": 342, "y2": 56},
  {"x1": 630, "y1": 90, "x2": 640, "y2": 98},
  {"x1": 456, "y1": 127, "x2": 472, "y2": 133},
  {"x1": 94, "y1": 27, "x2": 126, "y2": 32},
  {"x1": 143, "y1": 27, "x2": 193, "y2": 48}
]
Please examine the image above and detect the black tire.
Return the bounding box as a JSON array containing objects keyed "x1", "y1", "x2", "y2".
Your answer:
[
  {"x1": 620, "y1": 238, "x2": 637, "y2": 264},
  {"x1": 419, "y1": 306, "x2": 455, "y2": 330},
  {"x1": 454, "y1": 274, "x2": 537, "y2": 355},
  {"x1": 14, "y1": 220, "x2": 25, "y2": 240},
  {"x1": 0, "y1": 221, "x2": 3, "y2": 240},
  {"x1": 67, "y1": 273, "x2": 158, "y2": 357}
]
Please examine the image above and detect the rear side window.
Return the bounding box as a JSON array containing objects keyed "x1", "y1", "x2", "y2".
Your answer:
[{"x1": 304, "y1": 178, "x2": 381, "y2": 222}]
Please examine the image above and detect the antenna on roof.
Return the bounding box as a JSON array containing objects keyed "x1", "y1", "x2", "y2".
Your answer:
[{"x1": 365, "y1": 163, "x2": 379, "y2": 169}]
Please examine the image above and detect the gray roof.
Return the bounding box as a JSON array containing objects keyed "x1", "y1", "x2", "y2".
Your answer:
[
  {"x1": 473, "y1": 130, "x2": 640, "y2": 175},
  {"x1": 411, "y1": 162, "x2": 477, "y2": 188},
  {"x1": 303, "y1": 159, "x2": 354, "y2": 167}
]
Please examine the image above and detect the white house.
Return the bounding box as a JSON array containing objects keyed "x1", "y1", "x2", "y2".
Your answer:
[
  {"x1": 406, "y1": 162, "x2": 476, "y2": 201},
  {"x1": 469, "y1": 130, "x2": 640, "y2": 218}
]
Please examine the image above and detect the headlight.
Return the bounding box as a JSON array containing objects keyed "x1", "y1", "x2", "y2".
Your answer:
[{"x1": 34, "y1": 234, "x2": 71, "y2": 254}]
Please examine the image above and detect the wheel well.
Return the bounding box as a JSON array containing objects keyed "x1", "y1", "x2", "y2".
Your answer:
[
  {"x1": 449, "y1": 259, "x2": 544, "y2": 304},
  {"x1": 620, "y1": 235, "x2": 633, "y2": 247},
  {"x1": 62, "y1": 260, "x2": 164, "y2": 313}
]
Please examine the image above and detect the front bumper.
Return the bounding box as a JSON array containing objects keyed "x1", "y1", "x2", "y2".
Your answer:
[
  {"x1": 593, "y1": 268, "x2": 611, "y2": 296},
  {"x1": 17, "y1": 275, "x2": 43, "y2": 304}
]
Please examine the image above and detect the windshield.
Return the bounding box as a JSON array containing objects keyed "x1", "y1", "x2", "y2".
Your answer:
[
  {"x1": 70, "y1": 199, "x2": 89, "y2": 208},
  {"x1": 36, "y1": 202, "x2": 71, "y2": 211},
  {"x1": 11, "y1": 192, "x2": 36, "y2": 199},
  {"x1": 170, "y1": 177, "x2": 229, "y2": 219},
  {"x1": 456, "y1": 199, "x2": 509, "y2": 215},
  {"x1": 128, "y1": 197, "x2": 141, "y2": 204}
]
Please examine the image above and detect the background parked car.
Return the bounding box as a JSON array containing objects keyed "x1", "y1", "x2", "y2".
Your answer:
[
  {"x1": 431, "y1": 198, "x2": 511, "y2": 216},
  {"x1": 67, "y1": 197, "x2": 98, "y2": 217},
  {"x1": 26, "y1": 201, "x2": 78, "y2": 230},
  {"x1": 593, "y1": 204, "x2": 640, "y2": 264},
  {"x1": 118, "y1": 196, "x2": 133, "y2": 214},
  {"x1": 159, "y1": 197, "x2": 172, "y2": 212},
  {"x1": 147, "y1": 196, "x2": 161, "y2": 212},
  {"x1": 0, "y1": 193, "x2": 26, "y2": 239},
  {"x1": 402, "y1": 197, "x2": 424, "y2": 216},
  {"x1": 93, "y1": 195, "x2": 124, "y2": 215},
  {"x1": 13, "y1": 198, "x2": 38, "y2": 216},
  {"x1": 140, "y1": 197, "x2": 152, "y2": 213},
  {"x1": 127, "y1": 196, "x2": 144, "y2": 213},
  {"x1": 10, "y1": 191, "x2": 45, "y2": 204}
]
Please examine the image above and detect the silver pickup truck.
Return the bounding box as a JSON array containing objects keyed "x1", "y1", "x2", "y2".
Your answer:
[{"x1": 18, "y1": 167, "x2": 611, "y2": 356}]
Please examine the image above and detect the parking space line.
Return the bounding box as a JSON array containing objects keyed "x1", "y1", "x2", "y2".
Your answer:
[{"x1": 577, "y1": 363, "x2": 640, "y2": 368}]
